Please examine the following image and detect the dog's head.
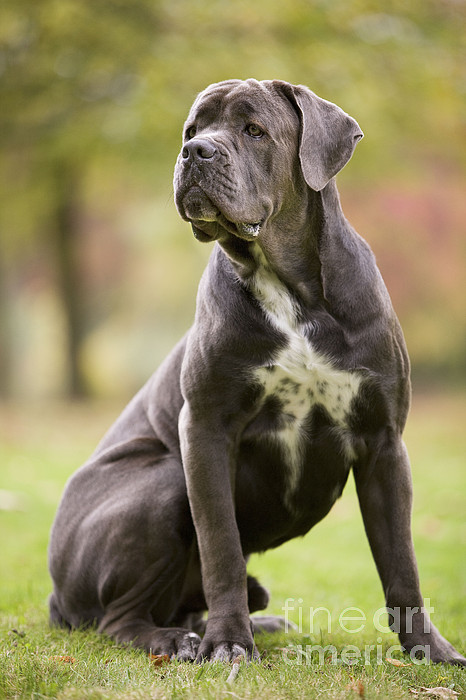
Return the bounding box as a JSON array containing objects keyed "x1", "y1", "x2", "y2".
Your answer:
[{"x1": 173, "y1": 79, "x2": 362, "y2": 243}]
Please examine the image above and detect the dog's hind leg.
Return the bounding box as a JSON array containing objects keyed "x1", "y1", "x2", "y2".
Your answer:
[
  {"x1": 50, "y1": 444, "x2": 203, "y2": 659},
  {"x1": 96, "y1": 551, "x2": 202, "y2": 660},
  {"x1": 100, "y1": 613, "x2": 201, "y2": 660},
  {"x1": 49, "y1": 592, "x2": 71, "y2": 629},
  {"x1": 247, "y1": 575, "x2": 297, "y2": 634}
]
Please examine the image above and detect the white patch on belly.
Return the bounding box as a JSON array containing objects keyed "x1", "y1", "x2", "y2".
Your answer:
[{"x1": 249, "y1": 245, "x2": 361, "y2": 500}]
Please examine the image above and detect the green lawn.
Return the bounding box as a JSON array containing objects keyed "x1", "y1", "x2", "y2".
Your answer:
[{"x1": 0, "y1": 392, "x2": 465, "y2": 699}]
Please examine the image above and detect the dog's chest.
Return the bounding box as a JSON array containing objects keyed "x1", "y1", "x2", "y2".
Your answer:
[{"x1": 248, "y1": 247, "x2": 361, "y2": 497}]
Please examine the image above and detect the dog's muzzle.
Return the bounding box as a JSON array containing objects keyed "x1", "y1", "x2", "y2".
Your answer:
[{"x1": 175, "y1": 138, "x2": 262, "y2": 242}]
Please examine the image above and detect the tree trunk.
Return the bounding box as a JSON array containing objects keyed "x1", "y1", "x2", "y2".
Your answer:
[
  {"x1": 53, "y1": 162, "x2": 88, "y2": 398},
  {"x1": 0, "y1": 256, "x2": 12, "y2": 398}
]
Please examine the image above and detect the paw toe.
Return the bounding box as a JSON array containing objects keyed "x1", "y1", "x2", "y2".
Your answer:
[
  {"x1": 211, "y1": 642, "x2": 250, "y2": 662},
  {"x1": 175, "y1": 631, "x2": 201, "y2": 661}
]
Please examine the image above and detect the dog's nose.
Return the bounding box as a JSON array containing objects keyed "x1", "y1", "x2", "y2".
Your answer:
[{"x1": 182, "y1": 139, "x2": 218, "y2": 162}]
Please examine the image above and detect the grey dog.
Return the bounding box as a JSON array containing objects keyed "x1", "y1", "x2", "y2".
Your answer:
[{"x1": 49, "y1": 79, "x2": 465, "y2": 665}]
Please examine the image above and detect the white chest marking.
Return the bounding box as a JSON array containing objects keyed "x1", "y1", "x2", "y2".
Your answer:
[{"x1": 249, "y1": 245, "x2": 361, "y2": 499}]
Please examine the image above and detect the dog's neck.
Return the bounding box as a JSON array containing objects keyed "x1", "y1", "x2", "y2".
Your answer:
[{"x1": 218, "y1": 179, "x2": 348, "y2": 310}]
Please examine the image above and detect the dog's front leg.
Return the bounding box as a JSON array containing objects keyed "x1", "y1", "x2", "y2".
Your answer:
[
  {"x1": 178, "y1": 402, "x2": 255, "y2": 661},
  {"x1": 354, "y1": 434, "x2": 465, "y2": 665}
]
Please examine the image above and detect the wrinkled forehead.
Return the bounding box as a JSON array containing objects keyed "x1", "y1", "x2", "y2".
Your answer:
[{"x1": 185, "y1": 79, "x2": 298, "y2": 132}]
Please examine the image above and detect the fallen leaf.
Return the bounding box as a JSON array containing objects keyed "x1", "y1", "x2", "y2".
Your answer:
[
  {"x1": 345, "y1": 678, "x2": 365, "y2": 697},
  {"x1": 149, "y1": 653, "x2": 170, "y2": 667},
  {"x1": 49, "y1": 655, "x2": 75, "y2": 664},
  {"x1": 409, "y1": 687, "x2": 459, "y2": 699},
  {"x1": 386, "y1": 657, "x2": 412, "y2": 667}
]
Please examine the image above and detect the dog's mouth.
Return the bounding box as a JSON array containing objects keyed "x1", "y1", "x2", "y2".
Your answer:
[
  {"x1": 178, "y1": 186, "x2": 262, "y2": 242},
  {"x1": 217, "y1": 215, "x2": 261, "y2": 240},
  {"x1": 191, "y1": 216, "x2": 262, "y2": 243}
]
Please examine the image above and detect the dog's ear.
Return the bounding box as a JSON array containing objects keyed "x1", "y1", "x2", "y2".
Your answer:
[{"x1": 280, "y1": 83, "x2": 363, "y2": 192}]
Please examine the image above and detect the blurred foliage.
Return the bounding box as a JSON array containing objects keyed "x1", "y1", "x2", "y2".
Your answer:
[{"x1": 0, "y1": 0, "x2": 465, "y2": 397}]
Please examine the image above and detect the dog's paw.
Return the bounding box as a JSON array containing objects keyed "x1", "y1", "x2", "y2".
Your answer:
[
  {"x1": 210, "y1": 642, "x2": 257, "y2": 662},
  {"x1": 399, "y1": 621, "x2": 466, "y2": 666},
  {"x1": 251, "y1": 615, "x2": 298, "y2": 634},
  {"x1": 424, "y1": 638, "x2": 466, "y2": 667},
  {"x1": 197, "y1": 640, "x2": 259, "y2": 662},
  {"x1": 196, "y1": 614, "x2": 258, "y2": 662},
  {"x1": 145, "y1": 628, "x2": 201, "y2": 661},
  {"x1": 404, "y1": 641, "x2": 466, "y2": 667},
  {"x1": 196, "y1": 629, "x2": 259, "y2": 662},
  {"x1": 438, "y1": 650, "x2": 466, "y2": 667},
  {"x1": 173, "y1": 631, "x2": 202, "y2": 661}
]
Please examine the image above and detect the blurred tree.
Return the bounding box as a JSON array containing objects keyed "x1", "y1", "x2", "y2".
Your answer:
[{"x1": 0, "y1": 0, "x2": 164, "y2": 395}]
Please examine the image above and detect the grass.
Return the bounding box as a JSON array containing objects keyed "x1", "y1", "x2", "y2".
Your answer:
[{"x1": 0, "y1": 390, "x2": 465, "y2": 698}]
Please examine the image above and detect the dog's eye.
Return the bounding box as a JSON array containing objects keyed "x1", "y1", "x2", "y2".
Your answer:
[
  {"x1": 185, "y1": 125, "x2": 196, "y2": 140},
  {"x1": 245, "y1": 124, "x2": 264, "y2": 139}
]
